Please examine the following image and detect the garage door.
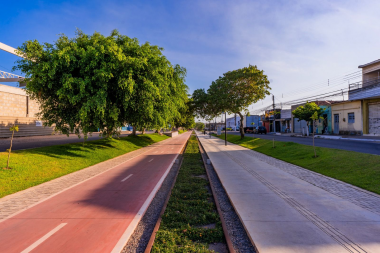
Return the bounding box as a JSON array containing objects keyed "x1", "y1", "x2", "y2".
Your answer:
[
  {"x1": 369, "y1": 102, "x2": 380, "y2": 134},
  {"x1": 293, "y1": 118, "x2": 307, "y2": 133}
]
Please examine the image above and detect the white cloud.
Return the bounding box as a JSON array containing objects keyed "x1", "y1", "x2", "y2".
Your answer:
[{"x1": 3, "y1": 0, "x2": 380, "y2": 109}]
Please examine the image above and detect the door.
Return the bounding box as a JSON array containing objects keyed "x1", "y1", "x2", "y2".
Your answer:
[
  {"x1": 369, "y1": 103, "x2": 380, "y2": 134},
  {"x1": 334, "y1": 114, "x2": 339, "y2": 134}
]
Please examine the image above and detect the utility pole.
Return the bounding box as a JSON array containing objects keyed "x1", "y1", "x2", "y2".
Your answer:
[
  {"x1": 234, "y1": 113, "x2": 236, "y2": 131},
  {"x1": 225, "y1": 112, "x2": 227, "y2": 146},
  {"x1": 272, "y1": 95, "x2": 275, "y2": 133}
]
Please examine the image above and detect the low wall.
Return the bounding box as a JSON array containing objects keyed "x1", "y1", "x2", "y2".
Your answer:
[{"x1": 163, "y1": 131, "x2": 178, "y2": 138}]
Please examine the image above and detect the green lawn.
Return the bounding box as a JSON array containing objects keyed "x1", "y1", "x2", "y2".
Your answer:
[
  {"x1": 153, "y1": 135, "x2": 224, "y2": 252},
  {"x1": 0, "y1": 134, "x2": 168, "y2": 198},
  {"x1": 216, "y1": 134, "x2": 380, "y2": 195}
]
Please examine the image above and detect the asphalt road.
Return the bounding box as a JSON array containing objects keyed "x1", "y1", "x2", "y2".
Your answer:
[
  {"x1": 224, "y1": 131, "x2": 380, "y2": 155},
  {"x1": 0, "y1": 131, "x2": 155, "y2": 152}
]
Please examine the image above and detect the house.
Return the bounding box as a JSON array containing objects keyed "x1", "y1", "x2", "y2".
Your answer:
[
  {"x1": 263, "y1": 109, "x2": 281, "y2": 132},
  {"x1": 291, "y1": 104, "x2": 308, "y2": 134},
  {"x1": 330, "y1": 101, "x2": 363, "y2": 135},
  {"x1": 280, "y1": 109, "x2": 291, "y2": 133},
  {"x1": 226, "y1": 116, "x2": 239, "y2": 130},
  {"x1": 348, "y1": 59, "x2": 380, "y2": 135},
  {"x1": 291, "y1": 101, "x2": 340, "y2": 135},
  {"x1": 226, "y1": 115, "x2": 261, "y2": 131},
  {"x1": 246, "y1": 115, "x2": 261, "y2": 128}
]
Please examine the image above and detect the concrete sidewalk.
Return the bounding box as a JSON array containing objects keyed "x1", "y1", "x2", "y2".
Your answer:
[{"x1": 197, "y1": 132, "x2": 380, "y2": 253}]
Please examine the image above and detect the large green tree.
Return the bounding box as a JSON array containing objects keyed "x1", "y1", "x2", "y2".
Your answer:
[
  {"x1": 14, "y1": 29, "x2": 188, "y2": 138},
  {"x1": 173, "y1": 99, "x2": 195, "y2": 129},
  {"x1": 207, "y1": 65, "x2": 271, "y2": 139},
  {"x1": 191, "y1": 88, "x2": 219, "y2": 124},
  {"x1": 195, "y1": 122, "x2": 205, "y2": 131}
]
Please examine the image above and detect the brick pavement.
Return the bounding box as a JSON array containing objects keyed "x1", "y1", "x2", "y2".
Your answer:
[{"x1": 0, "y1": 137, "x2": 172, "y2": 221}]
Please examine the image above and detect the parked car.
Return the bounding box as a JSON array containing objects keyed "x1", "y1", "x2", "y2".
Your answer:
[
  {"x1": 243, "y1": 126, "x2": 258, "y2": 133},
  {"x1": 257, "y1": 126, "x2": 267, "y2": 134}
]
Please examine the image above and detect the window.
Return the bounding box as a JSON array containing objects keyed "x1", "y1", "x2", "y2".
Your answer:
[{"x1": 348, "y1": 113, "x2": 355, "y2": 123}]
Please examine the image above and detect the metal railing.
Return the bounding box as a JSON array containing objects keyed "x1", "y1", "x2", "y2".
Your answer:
[
  {"x1": 0, "y1": 70, "x2": 23, "y2": 79},
  {"x1": 349, "y1": 77, "x2": 380, "y2": 91}
]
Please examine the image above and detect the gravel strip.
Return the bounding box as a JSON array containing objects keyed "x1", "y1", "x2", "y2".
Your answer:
[
  {"x1": 199, "y1": 138, "x2": 257, "y2": 253},
  {"x1": 121, "y1": 153, "x2": 183, "y2": 253}
]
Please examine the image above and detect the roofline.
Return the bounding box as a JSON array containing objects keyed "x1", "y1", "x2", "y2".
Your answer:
[
  {"x1": 330, "y1": 100, "x2": 361, "y2": 106},
  {"x1": 358, "y1": 59, "x2": 380, "y2": 68}
]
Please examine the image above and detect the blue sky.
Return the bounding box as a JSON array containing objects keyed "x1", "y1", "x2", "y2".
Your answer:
[{"x1": 2, "y1": 0, "x2": 380, "y2": 114}]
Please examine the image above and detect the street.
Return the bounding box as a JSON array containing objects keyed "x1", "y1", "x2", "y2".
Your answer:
[
  {"x1": 226, "y1": 131, "x2": 380, "y2": 155},
  {"x1": 0, "y1": 131, "x2": 155, "y2": 152}
]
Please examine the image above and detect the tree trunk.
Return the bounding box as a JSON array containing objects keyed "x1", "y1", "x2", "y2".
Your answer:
[
  {"x1": 142, "y1": 128, "x2": 145, "y2": 135},
  {"x1": 6, "y1": 129, "x2": 14, "y2": 169},
  {"x1": 238, "y1": 112, "x2": 244, "y2": 139},
  {"x1": 132, "y1": 126, "x2": 137, "y2": 135}
]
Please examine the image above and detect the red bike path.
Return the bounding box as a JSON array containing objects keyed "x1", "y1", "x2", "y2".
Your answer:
[{"x1": 0, "y1": 132, "x2": 190, "y2": 253}]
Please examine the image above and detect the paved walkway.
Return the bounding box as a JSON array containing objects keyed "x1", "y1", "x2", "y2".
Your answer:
[
  {"x1": 197, "y1": 132, "x2": 380, "y2": 253},
  {"x1": 0, "y1": 132, "x2": 190, "y2": 253}
]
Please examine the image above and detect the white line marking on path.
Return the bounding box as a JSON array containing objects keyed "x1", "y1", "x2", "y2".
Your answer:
[
  {"x1": 111, "y1": 146, "x2": 185, "y2": 253},
  {"x1": 148, "y1": 159, "x2": 154, "y2": 162},
  {"x1": 121, "y1": 174, "x2": 133, "y2": 182},
  {"x1": 0, "y1": 145, "x2": 156, "y2": 224},
  {"x1": 21, "y1": 223, "x2": 67, "y2": 253}
]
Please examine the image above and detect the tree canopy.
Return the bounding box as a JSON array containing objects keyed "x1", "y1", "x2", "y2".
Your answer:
[
  {"x1": 292, "y1": 102, "x2": 324, "y2": 125},
  {"x1": 292, "y1": 102, "x2": 324, "y2": 157},
  {"x1": 195, "y1": 122, "x2": 205, "y2": 131},
  {"x1": 173, "y1": 99, "x2": 195, "y2": 129},
  {"x1": 14, "y1": 29, "x2": 190, "y2": 138},
  {"x1": 193, "y1": 65, "x2": 270, "y2": 138}
]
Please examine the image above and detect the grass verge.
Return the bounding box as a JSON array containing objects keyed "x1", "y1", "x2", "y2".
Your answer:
[
  {"x1": 215, "y1": 133, "x2": 380, "y2": 195},
  {"x1": 152, "y1": 135, "x2": 224, "y2": 252},
  {"x1": 178, "y1": 130, "x2": 187, "y2": 134},
  {"x1": 0, "y1": 134, "x2": 168, "y2": 198}
]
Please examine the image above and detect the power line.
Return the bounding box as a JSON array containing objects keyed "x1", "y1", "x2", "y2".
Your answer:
[
  {"x1": 275, "y1": 75, "x2": 360, "y2": 101},
  {"x1": 280, "y1": 70, "x2": 360, "y2": 98},
  {"x1": 281, "y1": 88, "x2": 349, "y2": 105}
]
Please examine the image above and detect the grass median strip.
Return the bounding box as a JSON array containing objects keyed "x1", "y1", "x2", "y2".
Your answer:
[
  {"x1": 152, "y1": 135, "x2": 225, "y2": 252},
  {"x1": 216, "y1": 133, "x2": 380, "y2": 195},
  {"x1": 0, "y1": 134, "x2": 168, "y2": 198}
]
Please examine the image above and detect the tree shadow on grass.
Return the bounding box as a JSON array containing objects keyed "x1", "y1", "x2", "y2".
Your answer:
[
  {"x1": 17, "y1": 139, "x2": 115, "y2": 159},
  {"x1": 14, "y1": 134, "x2": 162, "y2": 160}
]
